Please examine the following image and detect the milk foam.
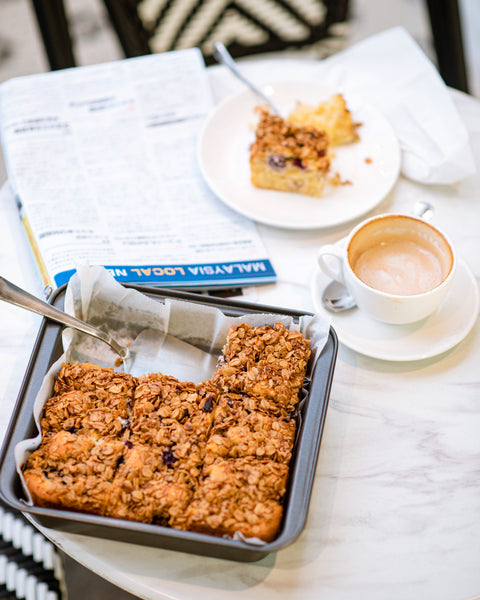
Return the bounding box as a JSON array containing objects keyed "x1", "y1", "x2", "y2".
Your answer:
[{"x1": 352, "y1": 240, "x2": 444, "y2": 295}]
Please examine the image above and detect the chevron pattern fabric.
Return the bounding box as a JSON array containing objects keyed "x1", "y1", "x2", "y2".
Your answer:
[{"x1": 105, "y1": 0, "x2": 349, "y2": 64}]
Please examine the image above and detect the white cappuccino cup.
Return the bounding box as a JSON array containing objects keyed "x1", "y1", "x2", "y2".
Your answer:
[{"x1": 317, "y1": 213, "x2": 456, "y2": 324}]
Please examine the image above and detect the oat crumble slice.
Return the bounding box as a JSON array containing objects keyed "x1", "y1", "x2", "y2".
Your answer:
[
  {"x1": 213, "y1": 322, "x2": 311, "y2": 411},
  {"x1": 41, "y1": 389, "x2": 129, "y2": 441},
  {"x1": 249, "y1": 107, "x2": 330, "y2": 197},
  {"x1": 184, "y1": 457, "x2": 290, "y2": 542},
  {"x1": 41, "y1": 389, "x2": 95, "y2": 435},
  {"x1": 54, "y1": 362, "x2": 136, "y2": 414},
  {"x1": 23, "y1": 430, "x2": 125, "y2": 516},
  {"x1": 128, "y1": 375, "x2": 218, "y2": 465},
  {"x1": 205, "y1": 393, "x2": 296, "y2": 465},
  {"x1": 106, "y1": 444, "x2": 197, "y2": 526}
]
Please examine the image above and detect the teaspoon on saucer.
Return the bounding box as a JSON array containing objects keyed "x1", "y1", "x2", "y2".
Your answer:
[
  {"x1": 322, "y1": 280, "x2": 356, "y2": 312},
  {"x1": 321, "y1": 200, "x2": 435, "y2": 313}
]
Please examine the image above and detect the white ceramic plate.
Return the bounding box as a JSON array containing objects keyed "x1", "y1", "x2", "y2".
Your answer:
[
  {"x1": 311, "y1": 258, "x2": 479, "y2": 361},
  {"x1": 198, "y1": 82, "x2": 401, "y2": 230}
]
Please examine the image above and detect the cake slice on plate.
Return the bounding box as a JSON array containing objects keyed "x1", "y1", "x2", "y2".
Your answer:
[{"x1": 249, "y1": 107, "x2": 331, "y2": 198}]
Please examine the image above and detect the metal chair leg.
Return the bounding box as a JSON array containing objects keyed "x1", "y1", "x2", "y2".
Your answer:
[
  {"x1": 30, "y1": 0, "x2": 76, "y2": 70},
  {"x1": 425, "y1": 0, "x2": 469, "y2": 92}
]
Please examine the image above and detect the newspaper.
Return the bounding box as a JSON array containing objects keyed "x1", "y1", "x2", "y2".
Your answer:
[{"x1": 0, "y1": 49, "x2": 276, "y2": 297}]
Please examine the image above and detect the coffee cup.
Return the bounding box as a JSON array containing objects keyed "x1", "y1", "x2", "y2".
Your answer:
[{"x1": 317, "y1": 213, "x2": 456, "y2": 324}]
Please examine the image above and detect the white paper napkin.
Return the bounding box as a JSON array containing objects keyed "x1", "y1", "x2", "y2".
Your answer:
[{"x1": 317, "y1": 27, "x2": 476, "y2": 185}]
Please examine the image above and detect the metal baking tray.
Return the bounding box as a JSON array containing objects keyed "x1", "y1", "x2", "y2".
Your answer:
[{"x1": 0, "y1": 284, "x2": 337, "y2": 562}]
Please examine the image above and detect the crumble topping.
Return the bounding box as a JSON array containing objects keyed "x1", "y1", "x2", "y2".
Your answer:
[
  {"x1": 250, "y1": 107, "x2": 330, "y2": 172},
  {"x1": 23, "y1": 322, "x2": 311, "y2": 543}
]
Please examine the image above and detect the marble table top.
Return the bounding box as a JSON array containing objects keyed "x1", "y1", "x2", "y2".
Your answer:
[{"x1": 1, "y1": 61, "x2": 480, "y2": 600}]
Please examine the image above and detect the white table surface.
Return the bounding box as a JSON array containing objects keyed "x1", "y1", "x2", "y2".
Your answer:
[{"x1": 1, "y1": 61, "x2": 480, "y2": 600}]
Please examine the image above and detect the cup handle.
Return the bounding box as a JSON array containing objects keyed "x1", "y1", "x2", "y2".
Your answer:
[{"x1": 317, "y1": 244, "x2": 345, "y2": 284}]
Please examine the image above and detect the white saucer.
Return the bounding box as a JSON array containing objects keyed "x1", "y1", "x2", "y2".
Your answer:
[{"x1": 312, "y1": 258, "x2": 479, "y2": 361}]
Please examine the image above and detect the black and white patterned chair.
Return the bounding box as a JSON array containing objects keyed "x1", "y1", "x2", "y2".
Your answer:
[
  {"x1": 30, "y1": 0, "x2": 470, "y2": 92},
  {"x1": 30, "y1": 0, "x2": 350, "y2": 66},
  {"x1": 0, "y1": 504, "x2": 65, "y2": 600},
  {"x1": 102, "y1": 0, "x2": 350, "y2": 64}
]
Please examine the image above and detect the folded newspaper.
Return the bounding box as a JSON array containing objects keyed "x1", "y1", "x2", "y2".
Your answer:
[{"x1": 0, "y1": 49, "x2": 276, "y2": 296}]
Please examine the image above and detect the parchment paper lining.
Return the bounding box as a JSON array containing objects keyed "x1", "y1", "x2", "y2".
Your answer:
[{"x1": 14, "y1": 265, "x2": 329, "y2": 545}]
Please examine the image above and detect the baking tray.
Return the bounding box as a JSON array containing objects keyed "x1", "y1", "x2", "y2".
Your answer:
[{"x1": 0, "y1": 284, "x2": 337, "y2": 562}]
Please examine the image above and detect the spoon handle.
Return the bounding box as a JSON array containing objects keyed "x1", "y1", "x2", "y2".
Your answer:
[
  {"x1": 213, "y1": 42, "x2": 280, "y2": 115},
  {"x1": 0, "y1": 276, "x2": 128, "y2": 359}
]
